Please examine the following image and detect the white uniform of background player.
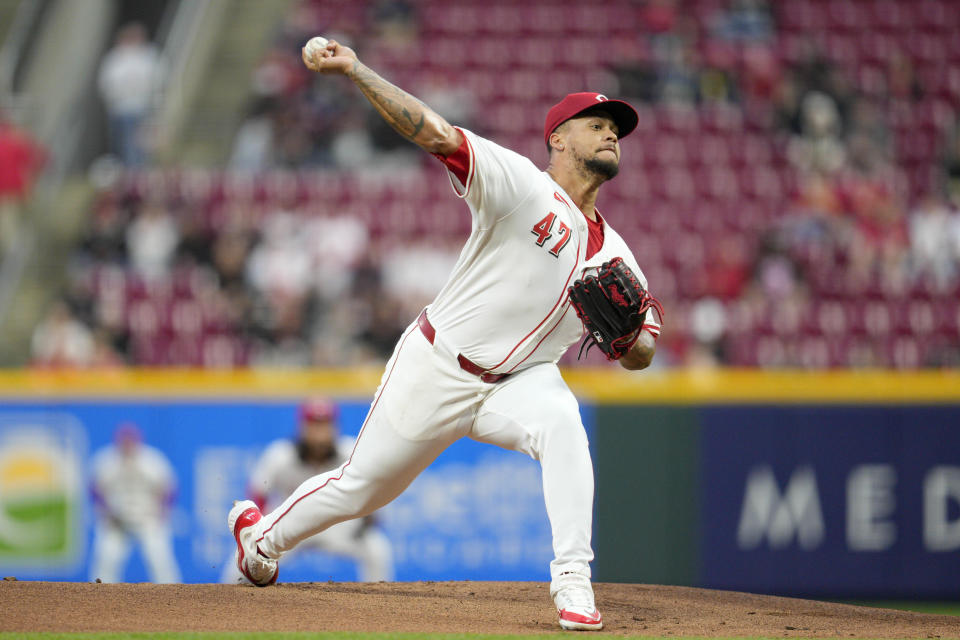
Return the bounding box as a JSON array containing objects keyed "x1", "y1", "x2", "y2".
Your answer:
[
  {"x1": 229, "y1": 40, "x2": 661, "y2": 632},
  {"x1": 221, "y1": 398, "x2": 393, "y2": 583},
  {"x1": 90, "y1": 423, "x2": 180, "y2": 583}
]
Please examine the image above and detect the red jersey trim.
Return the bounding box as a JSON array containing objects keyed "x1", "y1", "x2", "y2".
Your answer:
[
  {"x1": 505, "y1": 304, "x2": 574, "y2": 374},
  {"x1": 434, "y1": 127, "x2": 475, "y2": 198},
  {"x1": 257, "y1": 325, "x2": 417, "y2": 543},
  {"x1": 584, "y1": 209, "x2": 605, "y2": 260}
]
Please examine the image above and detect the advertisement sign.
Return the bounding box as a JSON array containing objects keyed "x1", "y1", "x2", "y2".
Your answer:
[
  {"x1": 0, "y1": 414, "x2": 86, "y2": 572},
  {"x1": 0, "y1": 400, "x2": 579, "y2": 583},
  {"x1": 700, "y1": 406, "x2": 960, "y2": 598}
]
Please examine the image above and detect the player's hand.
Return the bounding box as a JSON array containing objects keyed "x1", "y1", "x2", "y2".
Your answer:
[{"x1": 302, "y1": 39, "x2": 358, "y2": 76}]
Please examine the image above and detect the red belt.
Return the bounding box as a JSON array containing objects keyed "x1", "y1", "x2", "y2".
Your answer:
[{"x1": 417, "y1": 310, "x2": 509, "y2": 384}]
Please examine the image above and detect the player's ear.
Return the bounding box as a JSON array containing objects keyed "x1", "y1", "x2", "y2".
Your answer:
[{"x1": 549, "y1": 131, "x2": 565, "y2": 153}]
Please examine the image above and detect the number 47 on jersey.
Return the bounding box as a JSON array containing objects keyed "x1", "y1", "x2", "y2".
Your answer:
[{"x1": 531, "y1": 213, "x2": 572, "y2": 258}]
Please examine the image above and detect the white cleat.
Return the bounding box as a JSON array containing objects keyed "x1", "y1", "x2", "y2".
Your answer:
[
  {"x1": 552, "y1": 572, "x2": 603, "y2": 631},
  {"x1": 227, "y1": 500, "x2": 278, "y2": 587}
]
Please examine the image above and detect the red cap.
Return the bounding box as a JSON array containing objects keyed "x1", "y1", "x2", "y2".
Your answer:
[
  {"x1": 299, "y1": 397, "x2": 338, "y2": 423},
  {"x1": 114, "y1": 422, "x2": 142, "y2": 445},
  {"x1": 544, "y1": 92, "x2": 639, "y2": 146}
]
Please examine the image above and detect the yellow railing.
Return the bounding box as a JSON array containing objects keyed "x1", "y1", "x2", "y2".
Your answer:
[{"x1": 0, "y1": 368, "x2": 957, "y2": 404}]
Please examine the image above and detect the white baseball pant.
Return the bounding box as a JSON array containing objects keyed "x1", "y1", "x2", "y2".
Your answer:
[
  {"x1": 255, "y1": 317, "x2": 595, "y2": 586},
  {"x1": 90, "y1": 518, "x2": 181, "y2": 583}
]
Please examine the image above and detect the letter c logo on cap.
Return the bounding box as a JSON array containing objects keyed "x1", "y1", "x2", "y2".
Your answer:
[{"x1": 595, "y1": 94, "x2": 608, "y2": 102}]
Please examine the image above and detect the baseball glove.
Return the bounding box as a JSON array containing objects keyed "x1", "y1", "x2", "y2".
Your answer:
[{"x1": 568, "y1": 257, "x2": 664, "y2": 361}]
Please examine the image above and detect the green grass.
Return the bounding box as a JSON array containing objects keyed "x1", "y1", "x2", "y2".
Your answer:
[{"x1": 0, "y1": 634, "x2": 827, "y2": 640}]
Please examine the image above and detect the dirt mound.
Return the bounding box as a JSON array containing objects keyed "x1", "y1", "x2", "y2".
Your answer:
[{"x1": 2, "y1": 580, "x2": 958, "y2": 638}]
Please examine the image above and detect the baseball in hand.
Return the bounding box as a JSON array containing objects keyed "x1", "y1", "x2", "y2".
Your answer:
[{"x1": 305, "y1": 36, "x2": 329, "y2": 60}]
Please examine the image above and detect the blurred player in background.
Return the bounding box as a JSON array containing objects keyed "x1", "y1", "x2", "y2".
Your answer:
[
  {"x1": 89, "y1": 423, "x2": 180, "y2": 583},
  {"x1": 222, "y1": 397, "x2": 393, "y2": 584}
]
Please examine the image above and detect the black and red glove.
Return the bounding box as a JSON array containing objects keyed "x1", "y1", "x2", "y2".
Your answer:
[{"x1": 568, "y1": 257, "x2": 664, "y2": 360}]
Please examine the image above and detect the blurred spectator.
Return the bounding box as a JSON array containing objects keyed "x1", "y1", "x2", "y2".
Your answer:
[
  {"x1": 98, "y1": 22, "x2": 165, "y2": 166},
  {"x1": 908, "y1": 196, "x2": 958, "y2": 288},
  {"x1": 381, "y1": 240, "x2": 460, "y2": 318},
  {"x1": 944, "y1": 127, "x2": 960, "y2": 209},
  {"x1": 79, "y1": 190, "x2": 130, "y2": 264},
  {"x1": 707, "y1": 235, "x2": 751, "y2": 300},
  {"x1": 655, "y1": 33, "x2": 701, "y2": 105},
  {"x1": 370, "y1": 0, "x2": 416, "y2": 46},
  {"x1": 0, "y1": 110, "x2": 46, "y2": 254},
  {"x1": 305, "y1": 213, "x2": 370, "y2": 301},
  {"x1": 846, "y1": 98, "x2": 891, "y2": 162},
  {"x1": 221, "y1": 397, "x2": 394, "y2": 583},
  {"x1": 354, "y1": 295, "x2": 405, "y2": 360},
  {"x1": 90, "y1": 328, "x2": 126, "y2": 368},
  {"x1": 687, "y1": 297, "x2": 727, "y2": 367},
  {"x1": 31, "y1": 300, "x2": 95, "y2": 368},
  {"x1": 711, "y1": 0, "x2": 773, "y2": 42},
  {"x1": 640, "y1": 0, "x2": 678, "y2": 34},
  {"x1": 245, "y1": 210, "x2": 314, "y2": 364},
  {"x1": 885, "y1": 52, "x2": 924, "y2": 103},
  {"x1": 229, "y1": 98, "x2": 277, "y2": 171},
  {"x1": 246, "y1": 211, "x2": 313, "y2": 299},
  {"x1": 333, "y1": 113, "x2": 378, "y2": 168},
  {"x1": 787, "y1": 91, "x2": 846, "y2": 175},
  {"x1": 211, "y1": 226, "x2": 255, "y2": 290},
  {"x1": 740, "y1": 44, "x2": 780, "y2": 101},
  {"x1": 250, "y1": 47, "x2": 306, "y2": 102},
  {"x1": 772, "y1": 72, "x2": 804, "y2": 134},
  {"x1": 89, "y1": 423, "x2": 181, "y2": 583},
  {"x1": 751, "y1": 234, "x2": 805, "y2": 303},
  {"x1": 614, "y1": 59, "x2": 660, "y2": 103},
  {"x1": 417, "y1": 72, "x2": 477, "y2": 133},
  {"x1": 126, "y1": 199, "x2": 180, "y2": 282}
]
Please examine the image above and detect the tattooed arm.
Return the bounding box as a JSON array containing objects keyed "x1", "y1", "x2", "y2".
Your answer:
[{"x1": 302, "y1": 39, "x2": 462, "y2": 156}]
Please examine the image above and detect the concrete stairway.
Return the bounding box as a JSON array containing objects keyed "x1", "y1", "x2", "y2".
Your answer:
[{"x1": 167, "y1": 0, "x2": 296, "y2": 166}]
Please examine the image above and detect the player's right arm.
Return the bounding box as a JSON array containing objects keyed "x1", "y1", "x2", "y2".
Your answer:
[{"x1": 303, "y1": 40, "x2": 462, "y2": 156}]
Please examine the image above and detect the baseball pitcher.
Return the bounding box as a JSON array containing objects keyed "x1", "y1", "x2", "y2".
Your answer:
[{"x1": 228, "y1": 38, "x2": 663, "y2": 632}]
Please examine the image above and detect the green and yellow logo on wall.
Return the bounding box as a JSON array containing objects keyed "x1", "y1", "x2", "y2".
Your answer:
[{"x1": 0, "y1": 415, "x2": 85, "y2": 567}]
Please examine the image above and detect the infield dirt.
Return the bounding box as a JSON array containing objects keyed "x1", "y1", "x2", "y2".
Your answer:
[{"x1": 1, "y1": 580, "x2": 958, "y2": 638}]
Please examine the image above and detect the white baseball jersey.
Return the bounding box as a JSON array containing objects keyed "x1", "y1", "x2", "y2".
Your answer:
[
  {"x1": 91, "y1": 444, "x2": 176, "y2": 525},
  {"x1": 427, "y1": 128, "x2": 649, "y2": 373}
]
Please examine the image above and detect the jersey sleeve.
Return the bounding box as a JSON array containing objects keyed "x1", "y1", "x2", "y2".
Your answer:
[{"x1": 435, "y1": 127, "x2": 540, "y2": 229}]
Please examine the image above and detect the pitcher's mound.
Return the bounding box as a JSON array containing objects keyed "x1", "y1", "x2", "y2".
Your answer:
[{"x1": 2, "y1": 580, "x2": 958, "y2": 638}]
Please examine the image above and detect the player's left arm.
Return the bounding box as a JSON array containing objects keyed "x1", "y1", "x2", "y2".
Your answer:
[{"x1": 619, "y1": 330, "x2": 655, "y2": 371}]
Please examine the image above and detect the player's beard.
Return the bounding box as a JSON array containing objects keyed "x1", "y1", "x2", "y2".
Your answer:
[
  {"x1": 585, "y1": 155, "x2": 619, "y2": 180},
  {"x1": 297, "y1": 440, "x2": 335, "y2": 463},
  {"x1": 576, "y1": 149, "x2": 620, "y2": 181}
]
